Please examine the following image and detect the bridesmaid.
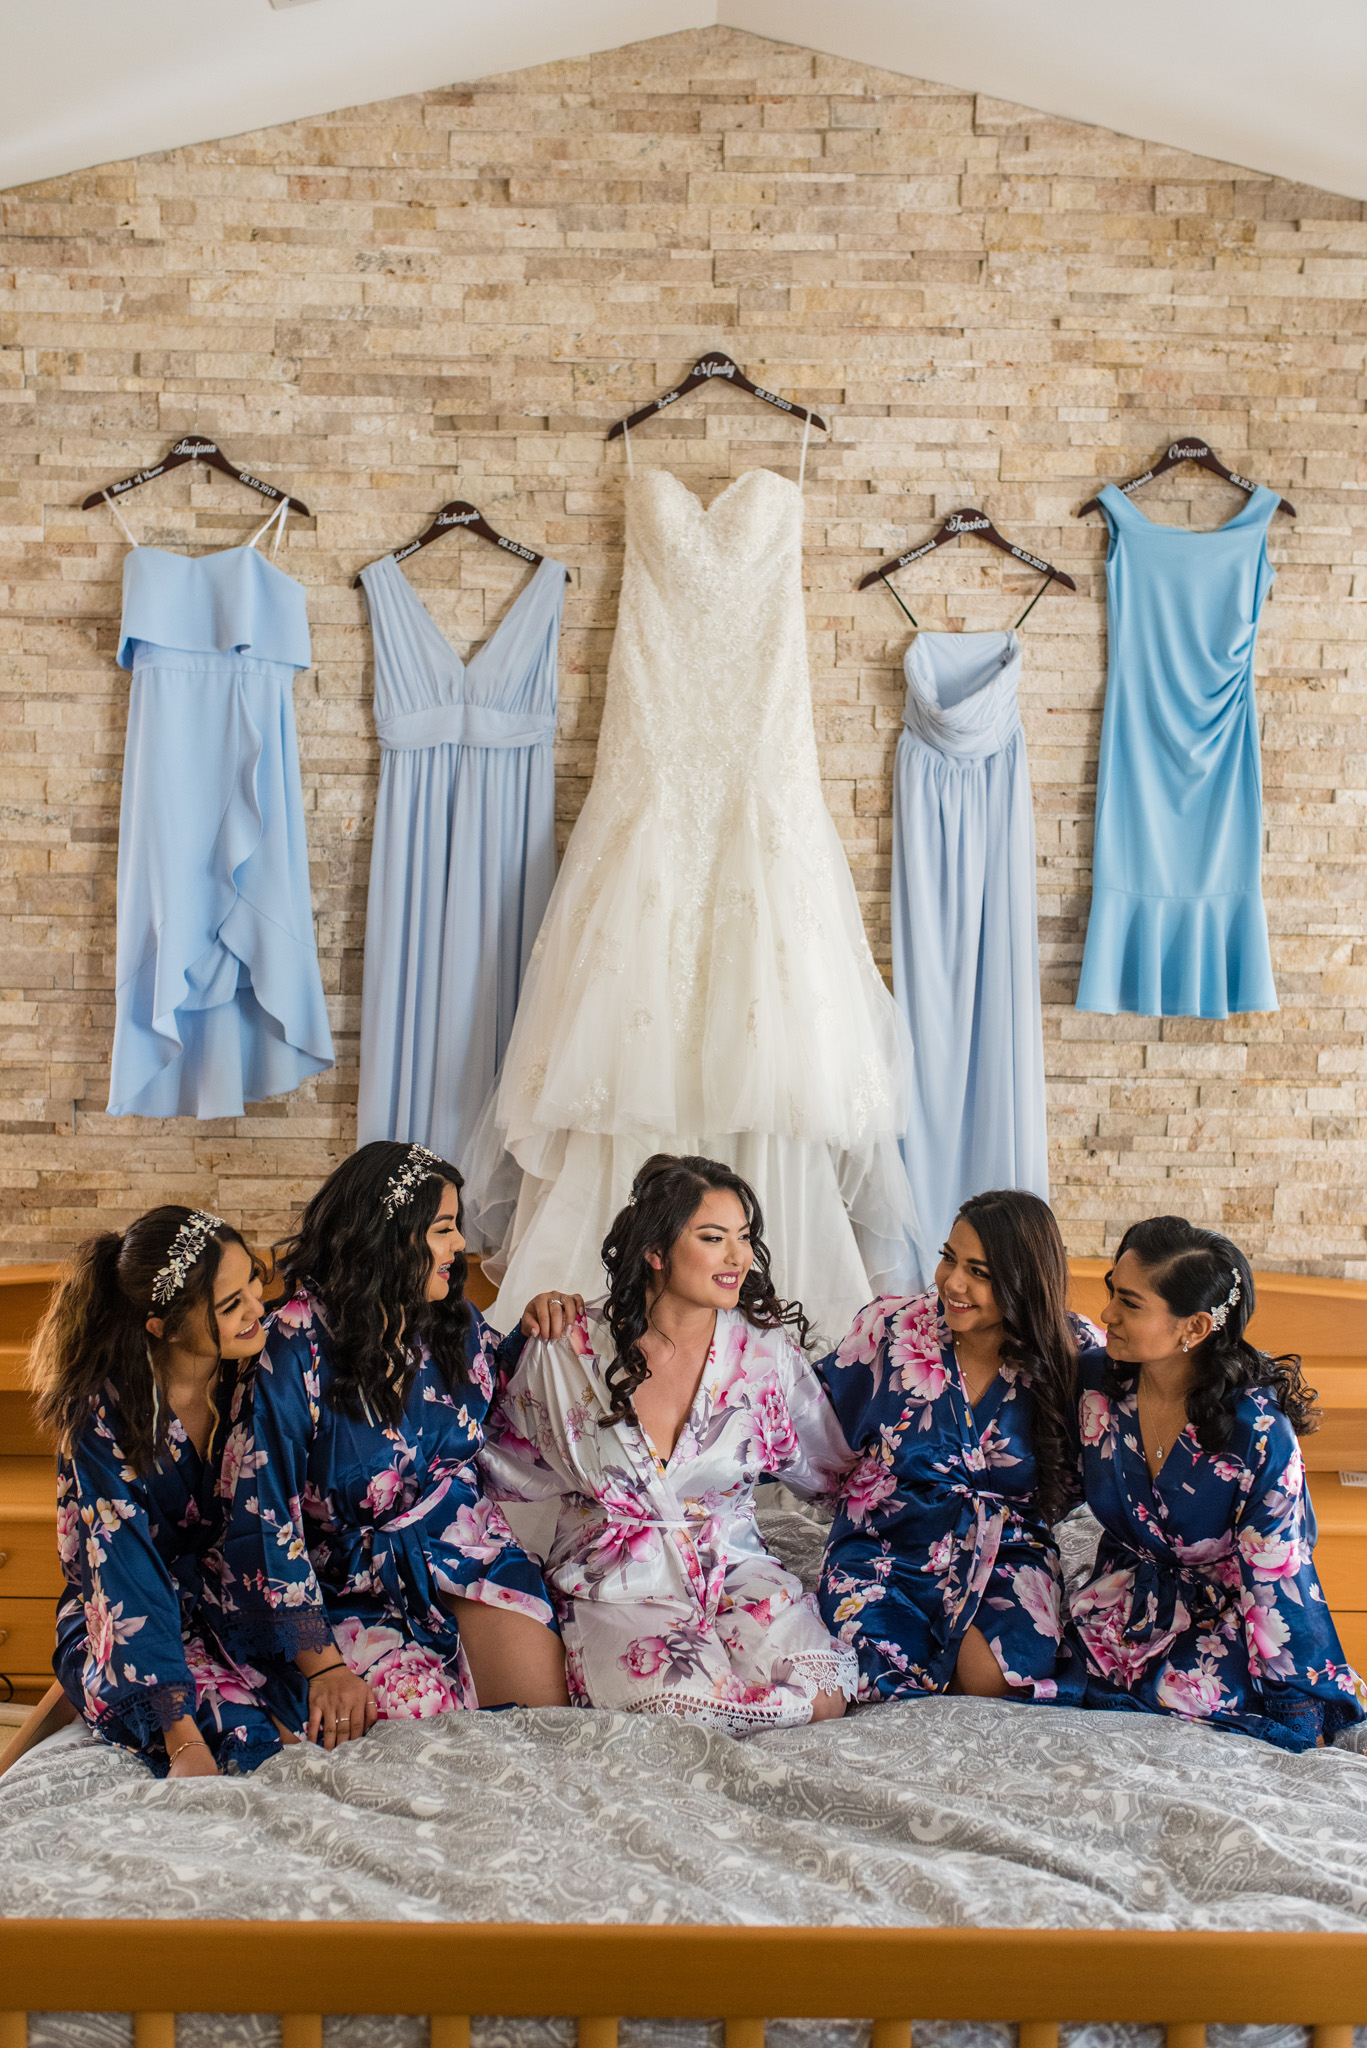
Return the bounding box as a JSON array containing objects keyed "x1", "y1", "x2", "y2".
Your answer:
[
  {"x1": 818, "y1": 1189, "x2": 1097, "y2": 1702},
  {"x1": 1069, "y1": 1214, "x2": 1367, "y2": 1751},
  {"x1": 220, "y1": 1142, "x2": 571, "y2": 1745},
  {"x1": 32, "y1": 1207, "x2": 281, "y2": 1776}
]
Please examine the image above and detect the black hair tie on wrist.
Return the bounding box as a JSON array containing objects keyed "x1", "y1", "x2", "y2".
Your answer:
[{"x1": 306, "y1": 1659, "x2": 348, "y2": 1683}]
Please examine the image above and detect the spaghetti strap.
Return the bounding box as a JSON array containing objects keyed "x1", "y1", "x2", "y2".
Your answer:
[
  {"x1": 248, "y1": 495, "x2": 290, "y2": 553},
  {"x1": 622, "y1": 419, "x2": 635, "y2": 481},
  {"x1": 103, "y1": 489, "x2": 139, "y2": 550},
  {"x1": 798, "y1": 410, "x2": 811, "y2": 491}
]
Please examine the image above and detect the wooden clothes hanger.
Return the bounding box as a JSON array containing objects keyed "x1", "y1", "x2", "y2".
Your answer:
[
  {"x1": 82, "y1": 437, "x2": 310, "y2": 516},
  {"x1": 606, "y1": 351, "x2": 827, "y2": 440},
  {"x1": 859, "y1": 508, "x2": 1077, "y2": 631},
  {"x1": 1078, "y1": 439, "x2": 1296, "y2": 519},
  {"x1": 354, "y1": 499, "x2": 560, "y2": 589}
]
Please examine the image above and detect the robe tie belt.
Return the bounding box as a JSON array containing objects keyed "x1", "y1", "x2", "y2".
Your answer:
[
  {"x1": 329, "y1": 1476, "x2": 469, "y2": 1653},
  {"x1": 1117, "y1": 1546, "x2": 1223, "y2": 1644},
  {"x1": 375, "y1": 703, "x2": 557, "y2": 751}
]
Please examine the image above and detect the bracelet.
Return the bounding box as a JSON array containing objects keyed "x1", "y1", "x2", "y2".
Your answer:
[
  {"x1": 305, "y1": 1659, "x2": 348, "y2": 1683},
  {"x1": 165, "y1": 1734, "x2": 210, "y2": 1763}
]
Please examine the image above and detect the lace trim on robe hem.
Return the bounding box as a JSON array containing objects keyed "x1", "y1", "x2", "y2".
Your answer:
[
  {"x1": 92, "y1": 1679, "x2": 198, "y2": 1748},
  {"x1": 787, "y1": 1644, "x2": 860, "y2": 1704},
  {"x1": 1084, "y1": 1686, "x2": 1327, "y2": 1755},
  {"x1": 222, "y1": 1607, "x2": 335, "y2": 1659},
  {"x1": 618, "y1": 1649, "x2": 860, "y2": 1735}
]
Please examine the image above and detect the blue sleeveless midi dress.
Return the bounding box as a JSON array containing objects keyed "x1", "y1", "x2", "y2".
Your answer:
[
  {"x1": 108, "y1": 532, "x2": 335, "y2": 1118},
  {"x1": 357, "y1": 551, "x2": 564, "y2": 1165},
  {"x1": 1076, "y1": 485, "x2": 1279, "y2": 1018},
  {"x1": 892, "y1": 630, "x2": 1049, "y2": 1286}
]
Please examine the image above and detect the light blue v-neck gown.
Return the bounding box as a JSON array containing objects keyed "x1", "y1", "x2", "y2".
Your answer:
[
  {"x1": 108, "y1": 541, "x2": 335, "y2": 1118},
  {"x1": 357, "y1": 551, "x2": 565, "y2": 1165},
  {"x1": 892, "y1": 630, "x2": 1049, "y2": 1285},
  {"x1": 1076, "y1": 485, "x2": 1280, "y2": 1018}
]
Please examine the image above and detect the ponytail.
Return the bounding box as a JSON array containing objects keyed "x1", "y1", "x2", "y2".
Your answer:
[{"x1": 28, "y1": 1208, "x2": 250, "y2": 1475}]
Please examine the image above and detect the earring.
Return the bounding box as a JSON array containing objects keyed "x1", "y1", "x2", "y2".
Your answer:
[{"x1": 1181, "y1": 1340, "x2": 1190, "y2": 1352}]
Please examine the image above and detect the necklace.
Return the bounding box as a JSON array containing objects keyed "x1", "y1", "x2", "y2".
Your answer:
[{"x1": 1137, "y1": 1378, "x2": 1186, "y2": 1469}]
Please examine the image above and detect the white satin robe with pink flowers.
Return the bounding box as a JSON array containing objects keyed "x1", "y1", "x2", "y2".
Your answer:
[
  {"x1": 1069, "y1": 1355, "x2": 1367, "y2": 1752},
  {"x1": 479, "y1": 1304, "x2": 858, "y2": 1732}
]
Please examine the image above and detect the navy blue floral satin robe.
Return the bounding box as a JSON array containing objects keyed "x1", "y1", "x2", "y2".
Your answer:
[
  {"x1": 54, "y1": 1367, "x2": 282, "y2": 1775},
  {"x1": 1068, "y1": 1355, "x2": 1367, "y2": 1751},
  {"x1": 219, "y1": 1288, "x2": 553, "y2": 1723},
  {"x1": 817, "y1": 1290, "x2": 1092, "y2": 1702}
]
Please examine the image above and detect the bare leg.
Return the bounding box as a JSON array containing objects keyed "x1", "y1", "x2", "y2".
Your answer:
[
  {"x1": 447, "y1": 1596, "x2": 569, "y2": 1707},
  {"x1": 809, "y1": 1687, "x2": 847, "y2": 1722},
  {"x1": 947, "y1": 1623, "x2": 1011, "y2": 1699}
]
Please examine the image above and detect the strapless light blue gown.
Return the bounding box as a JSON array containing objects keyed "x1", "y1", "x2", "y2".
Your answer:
[
  {"x1": 356, "y1": 551, "x2": 564, "y2": 1165},
  {"x1": 1076, "y1": 485, "x2": 1280, "y2": 1018},
  {"x1": 108, "y1": 541, "x2": 334, "y2": 1117},
  {"x1": 892, "y1": 630, "x2": 1049, "y2": 1286}
]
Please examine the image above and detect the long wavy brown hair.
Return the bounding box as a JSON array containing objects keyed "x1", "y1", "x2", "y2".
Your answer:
[
  {"x1": 952, "y1": 1189, "x2": 1087, "y2": 1526},
  {"x1": 29, "y1": 1207, "x2": 255, "y2": 1476},
  {"x1": 272, "y1": 1140, "x2": 472, "y2": 1427},
  {"x1": 600, "y1": 1153, "x2": 811, "y2": 1423}
]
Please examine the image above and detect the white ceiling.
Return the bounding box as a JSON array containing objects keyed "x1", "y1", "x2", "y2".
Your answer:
[{"x1": 3, "y1": 0, "x2": 1365, "y2": 202}]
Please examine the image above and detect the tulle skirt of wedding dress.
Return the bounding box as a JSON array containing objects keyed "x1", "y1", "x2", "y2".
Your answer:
[{"x1": 465, "y1": 764, "x2": 917, "y2": 1346}]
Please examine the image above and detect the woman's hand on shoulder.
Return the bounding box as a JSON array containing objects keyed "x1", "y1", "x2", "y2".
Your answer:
[{"x1": 519, "y1": 1291, "x2": 586, "y2": 1342}]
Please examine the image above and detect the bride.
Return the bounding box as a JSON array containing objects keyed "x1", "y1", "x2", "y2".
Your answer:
[{"x1": 468, "y1": 428, "x2": 916, "y2": 1343}]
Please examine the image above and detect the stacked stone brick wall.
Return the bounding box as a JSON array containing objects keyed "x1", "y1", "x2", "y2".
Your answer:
[{"x1": 2, "y1": 26, "x2": 1364, "y2": 1272}]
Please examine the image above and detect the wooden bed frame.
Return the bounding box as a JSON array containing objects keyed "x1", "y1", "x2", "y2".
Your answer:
[
  {"x1": 0, "y1": 1922, "x2": 1363, "y2": 2044},
  {"x1": 3, "y1": 1263, "x2": 1365, "y2": 2037}
]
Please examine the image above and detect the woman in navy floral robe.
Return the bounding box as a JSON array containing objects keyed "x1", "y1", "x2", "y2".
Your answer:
[
  {"x1": 818, "y1": 1190, "x2": 1097, "y2": 1703},
  {"x1": 1069, "y1": 1215, "x2": 1366, "y2": 1752},
  {"x1": 220, "y1": 1142, "x2": 570, "y2": 1739},
  {"x1": 35, "y1": 1207, "x2": 282, "y2": 1776}
]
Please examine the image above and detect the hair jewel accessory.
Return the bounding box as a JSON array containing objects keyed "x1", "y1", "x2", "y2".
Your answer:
[
  {"x1": 382, "y1": 1144, "x2": 440, "y2": 1218},
  {"x1": 1207, "y1": 1269, "x2": 1242, "y2": 1331},
  {"x1": 150, "y1": 1212, "x2": 223, "y2": 1306}
]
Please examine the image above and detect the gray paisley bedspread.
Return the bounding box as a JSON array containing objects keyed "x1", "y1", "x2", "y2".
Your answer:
[{"x1": 3, "y1": 1500, "x2": 1364, "y2": 2048}]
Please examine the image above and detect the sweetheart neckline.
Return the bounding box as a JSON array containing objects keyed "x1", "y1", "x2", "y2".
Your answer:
[{"x1": 630, "y1": 466, "x2": 801, "y2": 516}]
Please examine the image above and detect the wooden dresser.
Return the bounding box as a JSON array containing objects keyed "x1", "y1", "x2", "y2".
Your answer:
[
  {"x1": 0, "y1": 1265, "x2": 66, "y2": 1704},
  {"x1": 1, "y1": 1259, "x2": 1364, "y2": 1704}
]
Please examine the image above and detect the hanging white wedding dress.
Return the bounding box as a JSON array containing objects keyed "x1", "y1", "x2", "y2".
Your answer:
[{"x1": 467, "y1": 463, "x2": 916, "y2": 1342}]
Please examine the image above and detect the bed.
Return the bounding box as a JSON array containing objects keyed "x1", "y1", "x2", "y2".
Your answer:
[{"x1": 3, "y1": 1498, "x2": 1365, "y2": 2048}]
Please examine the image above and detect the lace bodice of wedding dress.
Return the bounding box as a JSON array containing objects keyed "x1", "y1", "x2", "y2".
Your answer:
[{"x1": 468, "y1": 466, "x2": 916, "y2": 1343}]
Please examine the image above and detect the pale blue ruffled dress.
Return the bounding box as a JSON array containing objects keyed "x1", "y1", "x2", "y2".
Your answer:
[
  {"x1": 108, "y1": 530, "x2": 335, "y2": 1118},
  {"x1": 892, "y1": 630, "x2": 1049, "y2": 1288},
  {"x1": 357, "y1": 551, "x2": 564, "y2": 1165},
  {"x1": 1076, "y1": 485, "x2": 1279, "y2": 1017}
]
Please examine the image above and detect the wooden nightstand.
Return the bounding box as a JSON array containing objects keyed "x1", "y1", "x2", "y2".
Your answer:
[{"x1": 0, "y1": 1264, "x2": 62, "y2": 1706}]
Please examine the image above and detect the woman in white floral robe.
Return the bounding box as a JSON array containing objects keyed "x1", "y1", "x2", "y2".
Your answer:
[{"x1": 481, "y1": 1158, "x2": 858, "y2": 1733}]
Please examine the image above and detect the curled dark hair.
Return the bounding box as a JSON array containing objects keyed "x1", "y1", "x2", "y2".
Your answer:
[
  {"x1": 274, "y1": 1141, "x2": 471, "y2": 1427},
  {"x1": 600, "y1": 1153, "x2": 811, "y2": 1423},
  {"x1": 1102, "y1": 1215, "x2": 1319, "y2": 1451},
  {"x1": 952, "y1": 1190, "x2": 1085, "y2": 1526},
  {"x1": 29, "y1": 1207, "x2": 256, "y2": 1476}
]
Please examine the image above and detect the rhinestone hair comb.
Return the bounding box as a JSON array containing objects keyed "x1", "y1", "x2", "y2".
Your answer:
[
  {"x1": 1207, "y1": 1269, "x2": 1242, "y2": 1331},
  {"x1": 381, "y1": 1143, "x2": 441, "y2": 1218},
  {"x1": 150, "y1": 1211, "x2": 224, "y2": 1306}
]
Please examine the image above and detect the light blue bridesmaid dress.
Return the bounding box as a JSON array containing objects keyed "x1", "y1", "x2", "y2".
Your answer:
[
  {"x1": 356, "y1": 551, "x2": 564, "y2": 1166},
  {"x1": 1076, "y1": 485, "x2": 1280, "y2": 1017},
  {"x1": 892, "y1": 630, "x2": 1049, "y2": 1287},
  {"x1": 107, "y1": 499, "x2": 335, "y2": 1119}
]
